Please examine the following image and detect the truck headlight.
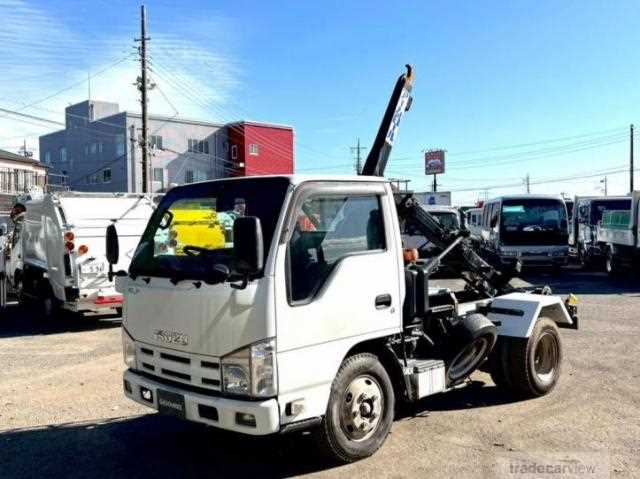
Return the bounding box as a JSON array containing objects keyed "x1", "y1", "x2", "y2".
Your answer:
[
  {"x1": 221, "y1": 338, "x2": 277, "y2": 398},
  {"x1": 121, "y1": 328, "x2": 136, "y2": 370}
]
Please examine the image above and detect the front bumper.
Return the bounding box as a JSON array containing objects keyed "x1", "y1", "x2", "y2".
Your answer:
[
  {"x1": 499, "y1": 250, "x2": 568, "y2": 267},
  {"x1": 123, "y1": 369, "x2": 280, "y2": 435}
]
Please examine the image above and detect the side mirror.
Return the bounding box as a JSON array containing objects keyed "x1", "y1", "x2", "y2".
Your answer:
[
  {"x1": 232, "y1": 216, "x2": 263, "y2": 288},
  {"x1": 106, "y1": 224, "x2": 120, "y2": 281}
]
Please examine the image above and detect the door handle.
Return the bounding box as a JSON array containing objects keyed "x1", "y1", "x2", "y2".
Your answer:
[{"x1": 375, "y1": 294, "x2": 392, "y2": 309}]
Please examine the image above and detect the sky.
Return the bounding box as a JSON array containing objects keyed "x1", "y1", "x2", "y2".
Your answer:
[{"x1": 0, "y1": 0, "x2": 639, "y2": 204}]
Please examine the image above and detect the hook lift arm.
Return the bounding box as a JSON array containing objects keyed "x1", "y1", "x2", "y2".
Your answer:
[{"x1": 360, "y1": 65, "x2": 518, "y2": 298}]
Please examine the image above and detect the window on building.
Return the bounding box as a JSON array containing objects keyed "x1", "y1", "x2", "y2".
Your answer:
[
  {"x1": 115, "y1": 134, "x2": 125, "y2": 157},
  {"x1": 89, "y1": 104, "x2": 95, "y2": 121},
  {"x1": 84, "y1": 144, "x2": 89, "y2": 156},
  {"x1": 153, "y1": 168, "x2": 164, "y2": 182},
  {"x1": 98, "y1": 142, "x2": 103, "y2": 154},
  {"x1": 194, "y1": 170, "x2": 207, "y2": 182},
  {"x1": 90, "y1": 142, "x2": 97, "y2": 155},
  {"x1": 187, "y1": 138, "x2": 209, "y2": 154},
  {"x1": 185, "y1": 169, "x2": 194, "y2": 184},
  {"x1": 59, "y1": 147, "x2": 67, "y2": 162},
  {"x1": 231, "y1": 144, "x2": 238, "y2": 160},
  {"x1": 287, "y1": 194, "x2": 386, "y2": 302},
  {"x1": 103, "y1": 168, "x2": 112, "y2": 183},
  {"x1": 44, "y1": 151, "x2": 51, "y2": 164},
  {"x1": 249, "y1": 143, "x2": 259, "y2": 156},
  {"x1": 153, "y1": 168, "x2": 164, "y2": 190},
  {"x1": 150, "y1": 135, "x2": 163, "y2": 150}
]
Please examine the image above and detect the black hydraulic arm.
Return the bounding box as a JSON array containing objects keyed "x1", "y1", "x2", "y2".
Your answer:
[{"x1": 396, "y1": 195, "x2": 516, "y2": 297}]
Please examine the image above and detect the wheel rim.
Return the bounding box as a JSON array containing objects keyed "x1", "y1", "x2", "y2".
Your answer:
[
  {"x1": 534, "y1": 331, "x2": 559, "y2": 383},
  {"x1": 340, "y1": 375, "x2": 384, "y2": 442},
  {"x1": 448, "y1": 335, "x2": 492, "y2": 381}
]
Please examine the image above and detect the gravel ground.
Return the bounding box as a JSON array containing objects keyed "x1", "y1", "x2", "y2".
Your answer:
[{"x1": 1, "y1": 267, "x2": 639, "y2": 478}]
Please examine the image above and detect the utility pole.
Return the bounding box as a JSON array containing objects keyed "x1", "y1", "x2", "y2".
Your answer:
[
  {"x1": 432, "y1": 175, "x2": 437, "y2": 192},
  {"x1": 136, "y1": 5, "x2": 151, "y2": 193},
  {"x1": 525, "y1": 173, "x2": 530, "y2": 194},
  {"x1": 630, "y1": 124, "x2": 635, "y2": 193},
  {"x1": 350, "y1": 138, "x2": 366, "y2": 174}
]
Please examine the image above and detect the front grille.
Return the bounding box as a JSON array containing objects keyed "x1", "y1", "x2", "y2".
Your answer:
[
  {"x1": 135, "y1": 343, "x2": 221, "y2": 391},
  {"x1": 160, "y1": 352, "x2": 190, "y2": 364}
]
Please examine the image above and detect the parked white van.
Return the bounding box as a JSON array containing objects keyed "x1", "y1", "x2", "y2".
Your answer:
[{"x1": 2, "y1": 189, "x2": 156, "y2": 316}]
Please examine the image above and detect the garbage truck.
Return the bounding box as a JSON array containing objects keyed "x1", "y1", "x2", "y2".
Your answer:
[
  {"x1": 111, "y1": 65, "x2": 578, "y2": 462},
  {"x1": 0, "y1": 189, "x2": 156, "y2": 316}
]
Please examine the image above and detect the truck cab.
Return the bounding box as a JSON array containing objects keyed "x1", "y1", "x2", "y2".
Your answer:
[{"x1": 478, "y1": 195, "x2": 569, "y2": 270}]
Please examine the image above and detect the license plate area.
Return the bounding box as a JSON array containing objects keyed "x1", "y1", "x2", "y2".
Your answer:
[{"x1": 157, "y1": 389, "x2": 186, "y2": 419}]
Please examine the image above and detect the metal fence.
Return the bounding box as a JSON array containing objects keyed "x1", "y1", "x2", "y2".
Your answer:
[{"x1": 0, "y1": 168, "x2": 68, "y2": 195}]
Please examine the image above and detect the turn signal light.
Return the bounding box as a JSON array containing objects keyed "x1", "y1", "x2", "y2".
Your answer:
[
  {"x1": 65, "y1": 241, "x2": 75, "y2": 251},
  {"x1": 77, "y1": 244, "x2": 89, "y2": 255},
  {"x1": 64, "y1": 231, "x2": 75, "y2": 242}
]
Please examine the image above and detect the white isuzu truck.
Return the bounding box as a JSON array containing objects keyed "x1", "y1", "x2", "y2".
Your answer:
[
  {"x1": 1, "y1": 189, "x2": 156, "y2": 316},
  {"x1": 112, "y1": 66, "x2": 578, "y2": 462}
]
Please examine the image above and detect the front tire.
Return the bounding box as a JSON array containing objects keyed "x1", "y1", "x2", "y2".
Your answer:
[{"x1": 317, "y1": 353, "x2": 395, "y2": 463}]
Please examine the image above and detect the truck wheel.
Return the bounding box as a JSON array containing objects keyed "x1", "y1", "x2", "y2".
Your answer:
[
  {"x1": 605, "y1": 248, "x2": 623, "y2": 276},
  {"x1": 507, "y1": 318, "x2": 562, "y2": 398},
  {"x1": 38, "y1": 281, "x2": 61, "y2": 320},
  {"x1": 446, "y1": 313, "x2": 497, "y2": 384},
  {"x1": 317, "y1": 353, "x2": 395, "y2": 463}
]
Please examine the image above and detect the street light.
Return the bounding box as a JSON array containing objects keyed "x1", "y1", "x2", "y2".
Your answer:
[{"x1": 600, "y1": 177, "x2": 608, "y2": 196}]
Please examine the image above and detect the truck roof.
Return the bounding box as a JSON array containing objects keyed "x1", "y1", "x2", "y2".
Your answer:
[
  {"x1": 487, "y1": 194, "x2": 564, "y2": 202},
  {"x1": 169, "y1": 174, "x2": 390, "y2": 189},
  {"x1": 421, "y1": 205, "x2": 459, "y2": 214}
]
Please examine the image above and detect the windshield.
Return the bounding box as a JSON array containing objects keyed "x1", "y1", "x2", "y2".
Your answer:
[
  {"x1": 129, "y1": 177, "x2": 290, "y2": 281},
  {"x1": 500, "y1": 199, "x2": 568, "y2": 246},
  {"x1": 429, "y1": 211, "x2": 459, "y2": 229},
  {"x1": 589, "y1": 199, "x2": 630, "y2": 224}
]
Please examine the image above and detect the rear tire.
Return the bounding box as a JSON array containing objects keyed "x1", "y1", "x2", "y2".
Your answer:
[
  {"x1": 316, "y1": 353, "x2": 395, "y2": 463},
  {"x1": 506, "y1": 318, "x2": 562, "y2": 398},
  {"x1": 37, "y1": 281, "x2": 61, "y2": 321},
  {"x1": 605, "y1": 247, "x2": 623, "y2": 276}
]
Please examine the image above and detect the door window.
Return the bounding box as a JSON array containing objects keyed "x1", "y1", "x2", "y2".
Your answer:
[{"x1": 287, "y1": 194, "x2": 385, "y2": 303}]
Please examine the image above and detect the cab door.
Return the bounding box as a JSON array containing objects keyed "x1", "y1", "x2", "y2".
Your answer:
[{"x1": 273, "y1": 182, "x2": 403, "y2": 421}]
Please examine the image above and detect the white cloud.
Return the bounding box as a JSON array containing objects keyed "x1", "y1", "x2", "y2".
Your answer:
[{"x1": 0, "y1": 0, "x2": 242, "y2": 159}]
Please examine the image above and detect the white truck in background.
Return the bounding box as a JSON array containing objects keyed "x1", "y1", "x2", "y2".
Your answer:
[
  {"x1": 1, "y1": 189, "x2": 156, "y2": 316},
  {"x1": 111, "y1": 66, "x2": 578, "y2": 462},
  {"x1": 571, "y1": 195, "x2": 631, "y2": 267},
  {"x1": 596, "y1": 191, "x2": 640, "y2": 275}
]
